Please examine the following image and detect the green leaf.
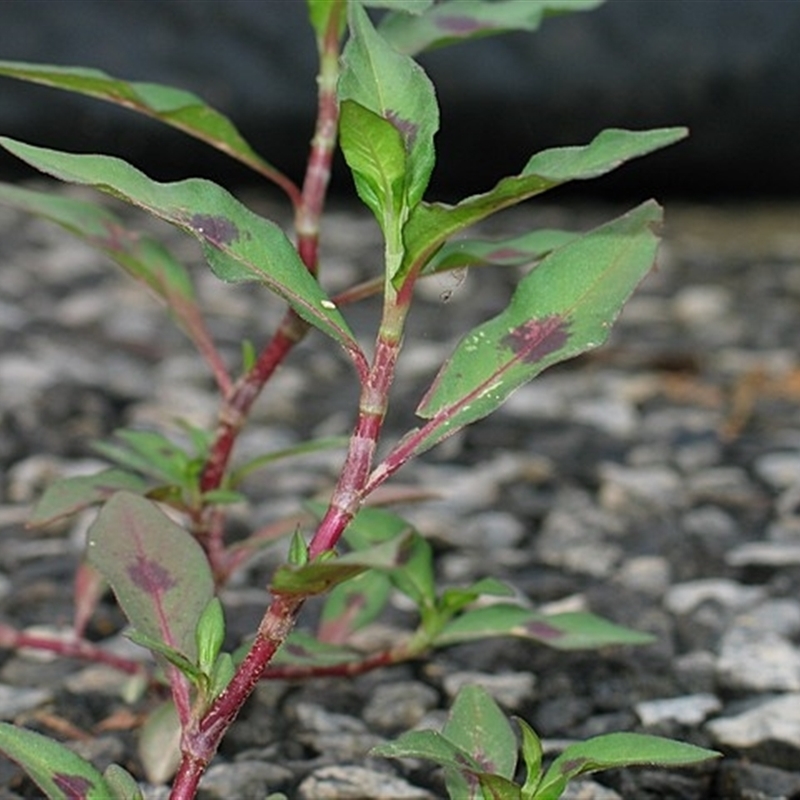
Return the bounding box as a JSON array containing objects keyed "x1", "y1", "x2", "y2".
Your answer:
[
  {"x1": 365, "y1": 0, "x2": 434, "y2": 13},
  {"x1": 0, "y1": 722, "x2": 111, "y2": 799},
  {"x1": 195, "y1": 597, "x2": 226, "y2": 677},
  {"x1": 318, "y1": 569, "x2": 393, "y2": 643},
  {"x1": 516, "y1": 718, "x2": 544, "y2": 800},
  {"x1": 270, "y1": 533, "x2": 415, "y2": 597},
  {"x1": 435, "y1": 605, "x2": 654, "y2": 650},
  {"x1": 0, "y1": 60, "x2": 280, "y2": 180},
  {"x1": 0, "y1": 181, "x2": 195, "y2": 304},
  {"x1": 93, "y1": 429, "x2": 195, "y2": 485},
  {"x1": 397, "y1": 201, "x2": 665, "y2": 459},
  {"x1": 535, "y1": 733, "x2": 720, "y2": 800},
  {"x1": 137, "y1": 700, "x2": 181, "y2": 785},
  {"x1": 28, "y1": 468, "x2": 148, "y2": 527},
  {"x1": 86, "y1": 492, "x2": 215, "y2": 664},
  {"x1": 439, "y1": 577, "x2": 516, "y2": 615},
  {"x1": 288, "y1": 529, "x2": 310, "y2": 567},
  {"x1": 340, "y1": 2, "x2": 439, "y2": 211},
  {"x1": 230, "y1": 435, "x2": 347, "y2": 485},
  {"x1": 372, "y1": 728, "x2": 482, "y2": 773},
  {"x1": 399, "y1": 127, "x2": 687, "y2": 284},
  {"x1": 443, "y1": 685, "x2": 517, "y2": 781},
  {"x1": 380, "y1": 0, "x2": 604, "y2": 54},
  {"x1": 209, "y1": 652, "x2": 236, "y2": 699},
  {"x1": 0, "y1": 137, "x2": 362, "y2": 362},
  {"x1": 124, "y1": 628, "x2": 201, "y2": 682},
  {"x1": 103, "y1": 764, "x2": 144, "y2": 800},
  {"x1": 423, "y1": 228, "x2": 580, "y2": 275},
  {"x1": 270, "y1": 630, "x2": 362, "y2": 668},
  {"x1": 339, "y1": 99, "x2": 408, "y2": 235},
  {"x1": 478, "y1": 773, "x2": 523, "y2": 800},
  {"x1": 307, "y1": 0, "x2": 348, "y2": 42}
]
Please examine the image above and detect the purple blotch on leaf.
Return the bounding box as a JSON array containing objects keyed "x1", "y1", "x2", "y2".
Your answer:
[
  {"x1": 523, "y1": 619, "x2": 566, "y2": 641},
  {"x1": 502, "y1": 315, "x2": 570, "y2": 365},
  {"x1": 128, "y1": 554, "x2": 177, "y2": 594},
  {"x1": 53, "y1": 773, "x2": 94, "y2": 799},
  {"x1": 436, "y1": 16, "x2": 492, "y2": 34},
  {"x1": 190, "y1": 214, "x2": 239, "y2": 247},
  {"x1": 386, "y1": 110, "x2": 419, "y2": 149}
]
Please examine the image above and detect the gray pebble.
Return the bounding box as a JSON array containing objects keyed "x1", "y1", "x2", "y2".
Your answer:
[
  {"x1": 297, "y1": 765, "x2": 434, "y2": 800},
  {"x1": 716, "y1": 628, "x2": 800, "y2": 693},
  {"x1": 363, "y1": 682, "x2": 440, "y2": 733},
  {"x1": 664, "y1": 578, "x2": 765, "y2": 617},
  {"x1": 707, "y1": 694, "x2": 800, "y2": 769},
  {"x1": 199, "y1": 761, "x2": 294, "y2": 800},
  {"x1": 0, "y1": 683, "x2": 52, "y2": 719},
  {"x1": 754, "y1": 451, "x2": 800, "y2": 490},
  {"x1": 635, "y1": 693, "x2": 722, "y2": 727},
  {"x1": 442, "y1": 671, "x2": 536, "y2": 711}
]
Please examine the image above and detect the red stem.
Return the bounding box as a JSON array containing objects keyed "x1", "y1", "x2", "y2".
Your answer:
[{"x1": 0, "y1": 624, "x2": 145, "y2": 676}]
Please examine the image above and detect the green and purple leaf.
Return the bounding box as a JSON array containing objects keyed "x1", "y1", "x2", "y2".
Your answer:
[
  {"x1": 0, "y1": 723, "x2": 112, "y2": 800},
  {"x1": 28, "y1": 468, "x2": 148, "y2": 528},
  {"x1": 372, "y1": 728, "x2": 483, "y2": 773},
  {"x1": 398, "y1": 127, "x2": 687, "y2": 285},
  {"x1": 86, "y1": 492, "x2": 214, "y2": 663},
  {"x1": 434, "y1": 605, "x2": 654, "y2": 650},
  {"x1": 380, "y1": 0, "x2": 604, "y2": 54},
  {"x1": 0, "y1": 60, "x2": 288, "y2": 188},
  {"x1": 340, "y1": 3, "x2": 439, "y2": 215},
  {"x1": 0, "y1": 182, "x2": 194, "y2": 303},
  {"x1": 0, "y1": 138, "x2": 364, "y2": 367},
  {"x1": 442, "y1": 684, "x2": 518, "y2": 782},
  {"x1": 535, "y1": 732, "x2": 720, "y2": 800},
  {"x1": 372, "y1": 201, "x2": 664, "y2": 478}
]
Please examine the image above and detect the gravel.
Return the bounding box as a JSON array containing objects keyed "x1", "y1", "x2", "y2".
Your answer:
[{"x1": 0, "y1": 193, "x2": 799, "y2": 798}]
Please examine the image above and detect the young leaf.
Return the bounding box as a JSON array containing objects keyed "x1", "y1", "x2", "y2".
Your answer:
[
  {"x1": 443, "y1": 685, "x2": 518, "y2": 782},
  {"x1": 28, "y1": 468, "x2": 148, "y2": 527},
  {"x1": 230, "y1": 435, "x2": 347, "y2": 485},
  {"x1": 379, "y1": 201, "x2": 664, "y2": 467},
  {"x1": 380, "y1": 0, "x2": 604, "y2": 54},
  {"x1": 434, "y1": 605, "x2": 654, "y2": 650},
  {"x1": 195, "y1": 597, "x2": 226, "y2": 677},
  {"x1": 137, "y1": 700, "x2": 182, "y2": 785},
  {"x1": 516, "y1": 718, "x2": 544, "y2": 800},
  {"x1": 398, "y1": 127, "x2": 687, "y2": 284},
  {"x1": 103, "y1": 764, "x2": 143, "y2": 800},
  {"x1": 340, "y1": 2, "x2": 439, "y2": 212},
  {"x1": 0, "y1": 722, "x2": 112, "y2": 800},
  {"x1": 86, "y1": 492, "x2": 214, "y2": 664},
  {"x1": 338, "y1": 99, "x2": 408, "y2": 235},
  {"x1": 124, "y1": 628, "x2": 200, "y2": 682},
  {"x1": 534, "y1": 732, "x2": 720, "y2": 800},
  {"x1": 0, "y1": 60, "x2": 284, "y2": 183},
  {"x1": 103, "y1": 763, "x2": 144, "y2": 800},
  {"x1": 0, "y1": 138, "x2": 363, "y2": 364}
]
